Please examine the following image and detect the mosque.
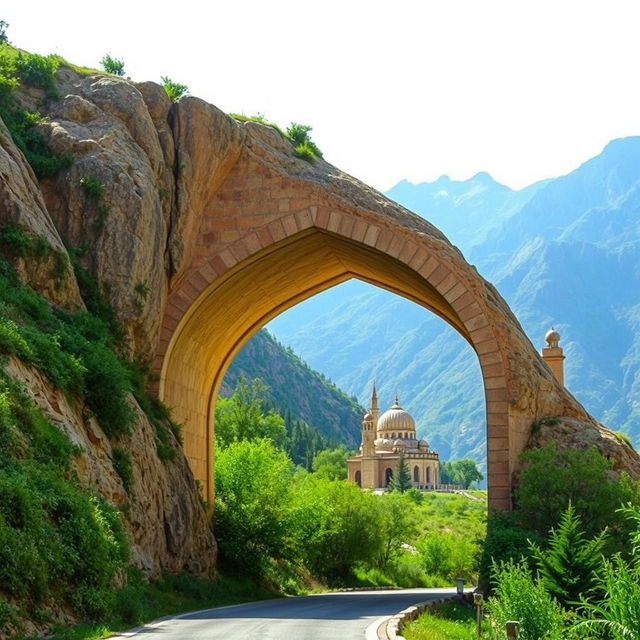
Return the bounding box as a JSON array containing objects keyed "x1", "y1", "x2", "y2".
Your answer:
[
  {"x1": 347, "y1": 329, "x2": 566, "y2": 491},
  {"x1": 347, "y1": 385, "x2": 440, "y2": 490}
]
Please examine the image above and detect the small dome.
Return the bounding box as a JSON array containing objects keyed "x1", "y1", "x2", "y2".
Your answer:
[
  {"x1": 377, "y1": 397, "x2": 416, "y2": 433},
  {"x1": 393, "y1": 438, "x2": 404, "y2": 446},
  {"x1": 545, "y1": 328, "x2": 561, "y2": 348},
  {"x1": 419, "y1": 439, "x2": 429, "y2": 450},
  {"x1": 363, "y1": 412, "x2": 373, "y2": 421}
]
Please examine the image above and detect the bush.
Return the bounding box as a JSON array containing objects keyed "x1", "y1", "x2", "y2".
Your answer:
[
  {"x1": 161, "y1": 76, "x2": 188, "y2": 102},
  {"x1": 112, "y1": 448, "x2": 134, "y2": 493},
  {"x1": 286, "y1": 123, "x2": 322, "y2": 161},
  {"x1": 79, "y1": 175, "x2": 104, "y2": 201},
  {"x1": 100, "y1": 54, "x2": 125, "y2": 77},
  {"x1": 486, "y1": 560, "x2": 566, "y2": 640},
  {"x1": 515, "y1": 442, "x2": 638, "y2": 540},
  {"x1": 478, "y1": 510, "x2": 541, "y2": 593}
]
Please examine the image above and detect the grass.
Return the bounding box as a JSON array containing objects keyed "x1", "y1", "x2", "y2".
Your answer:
[
  {"x1": 402, "y1": 601, "x2": 487, "y2": 640},
  {"x1": 47, "y1": 572, "x2": 280, "y2": 640}
]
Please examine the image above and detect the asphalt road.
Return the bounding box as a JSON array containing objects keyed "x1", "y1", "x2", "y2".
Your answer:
[{"x1": 111, "y1": 587, "x2": 458, "y2": 640}]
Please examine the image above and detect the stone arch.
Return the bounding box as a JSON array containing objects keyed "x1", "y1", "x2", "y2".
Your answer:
[
  {"x1": 426, "y1": 466, "x2": 431, "y2": 484},
  {"x1": 413, "y1": 465, "x2": 420, "y2": 483},
  {"x1": 156, "y1": 207, "x2": 512, "y2": 510},
  {"x1": 355, "y1": 470, "x2": 362, "y2": 487}
]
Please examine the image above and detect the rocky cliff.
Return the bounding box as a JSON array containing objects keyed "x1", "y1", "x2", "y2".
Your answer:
[{"x1": 0, "y1": 63, "x2": 218, "y2": 589}]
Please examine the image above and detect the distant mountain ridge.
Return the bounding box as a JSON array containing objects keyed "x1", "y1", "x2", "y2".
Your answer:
[{"x1": 262, "y1": 136, "x2": 640, "y2": 466}]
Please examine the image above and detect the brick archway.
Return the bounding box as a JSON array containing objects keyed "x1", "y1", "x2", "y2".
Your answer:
[{"x1": 155, "y1": 209, "x2": 510, "y2": 510}]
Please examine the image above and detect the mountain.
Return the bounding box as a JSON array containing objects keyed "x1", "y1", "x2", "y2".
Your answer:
[
  {"x1": 221, "y1": 329, "x2": 364, "y2": 447},
  {"x1": 262, "y1": 137, "x2": 640, "y2": 465}
]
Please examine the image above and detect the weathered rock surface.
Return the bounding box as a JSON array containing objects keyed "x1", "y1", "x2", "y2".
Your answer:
[
  {"x1": 524, "y1": 416, "x2": 640, "y2": 479},
  {"x1": 5, "y1": 357, "x2": 216, "y2": 577}
]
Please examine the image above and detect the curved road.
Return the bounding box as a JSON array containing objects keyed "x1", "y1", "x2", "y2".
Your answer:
[{"x1": 111, "y1": 588, "x2": 458, "y2": 639}]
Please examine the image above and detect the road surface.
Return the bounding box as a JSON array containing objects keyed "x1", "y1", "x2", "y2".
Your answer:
[{"x1": 111, "y1": 587, "x2": 458, "y2": 639}]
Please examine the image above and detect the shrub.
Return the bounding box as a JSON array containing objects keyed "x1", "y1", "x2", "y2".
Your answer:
[
  {"x1": 478, "y1": 510, "x2": 541, "y2": 593},
  {"x1": 486, "y1": 560, "x2": 566, "y2": 640},
  {"x1": 286, "y1": 123, "x2": 322, "y2": 161},
  {"x1": 100, "y1": 54, "x2": 125, "y2": 76},
  {"x1": 161, "y1": 76, "x2": 188, "y2": 102},
  {"x1": 79, "y1": 175, "x2": 104, "y2": 201},
  {"x1": 112, "y1": 448, "x2": 134, "y2": 494},
  {"x1": 515, "y1": 442, "x2": 638, "y2": 540}
]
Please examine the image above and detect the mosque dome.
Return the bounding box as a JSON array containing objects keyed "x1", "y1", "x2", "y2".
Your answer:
[
  {"x1": 377, "y1": 397, "x2": 416, "y2": 433},
  {"x1": 363, "y1": 412, "x2": 373, "y2": 421},
  {"x1": 545, "y1": 328, "x2": 561, "y2": 348},
  {"x1": 418, "y1": 439, "x2": 429, "y2": 451}
]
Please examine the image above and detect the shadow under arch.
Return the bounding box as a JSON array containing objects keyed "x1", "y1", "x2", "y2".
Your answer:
[{"x1": 158, "y1": 221, "x2": 509, "y2": 510}]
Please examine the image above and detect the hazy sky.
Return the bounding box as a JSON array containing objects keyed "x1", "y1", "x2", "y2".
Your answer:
[{"x1": 5, "y1": 1, "x2": 640, "y2": 191}]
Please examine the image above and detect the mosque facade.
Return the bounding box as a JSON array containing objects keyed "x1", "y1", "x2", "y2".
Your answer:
[{"x1": 347, "y1": 385, "x2": 440, "y2": 490}]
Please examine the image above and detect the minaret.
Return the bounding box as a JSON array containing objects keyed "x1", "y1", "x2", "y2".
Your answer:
[
  {"x1": 542, "y1": 328, "x2": 565, "y2": 386},
  {"x1": 371, "y1": 382, "x2": 379, "y2": 428}
]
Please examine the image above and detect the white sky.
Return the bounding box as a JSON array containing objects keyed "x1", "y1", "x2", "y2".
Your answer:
[{"x1": 5, "y1": 0, "x2": 640, "y2": 191}]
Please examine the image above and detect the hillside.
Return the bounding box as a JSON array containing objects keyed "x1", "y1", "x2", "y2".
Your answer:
[
  {"x1": 221, "y1": 329, "x2": 363, "y2": 447},
  {"x1": 264, "y1": 137, "x2": 640, "y2": 464}
]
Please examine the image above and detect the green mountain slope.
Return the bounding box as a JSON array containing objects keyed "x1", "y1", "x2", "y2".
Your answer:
[{"x1": 221, "y1": 329, "x2": 364, "y2": 447}]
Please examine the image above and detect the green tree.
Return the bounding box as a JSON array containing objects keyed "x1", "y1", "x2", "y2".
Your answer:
[
  {"x1": 161, "y1": 76, "x2": 188, "y2": 102},
  {"x1": 215, "y1": 377, "x2": 286, "y2": 449},
  {"x1": 389, "y1": 450, "x2": 412, "y2": 493},
  {"x1": 530, "y1": 503, "x2": 607, "y2": 609},
  {"x1": 376, "y1": 492, "x2": 419, "y2": 567},
  {"x1": 440, "y1": 459, "x2": 483, "y2": 488},
  {"x1": 214, "y1": 439, "x2": 293, "y2": 575},
  {"x1": 311, "y1": 445, "x2": 350, "y2": 480},
  {"x1": 451, "y1": 458, "x2": 483, "y2": 489},
  {"x1": 288, "y1": 473, "x2": 383, "y2": 579},
  {"x1": 100, "y1": 54, "x2": 125, "y2": 76},
  {"x1": 0, "y1": 21, "x2": 8, "y2": 44}
]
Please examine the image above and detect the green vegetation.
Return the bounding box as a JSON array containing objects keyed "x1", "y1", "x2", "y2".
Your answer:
[
  {"x1": 99, "y1": 54, "x2": 125, "y2": 76},
  {"x1": 48, "y1": 572, "x2": 278, "y2": 640},
  {"x1": 389, "y1": 450, "x2": 412, "y2": 492},
  {"x1": 0, "y1": 365, "x2": 129, "y2": 626},
  {"x1": 440, "y1": 458, "x2": 483, "y2": 488},
  {"x1": 79, "y1": 175, "x2": 105, "y2": 200},
  {"x1": 224, "y1": 329, "x2": 364, "y2": 449},
  {"x1": 215, "y1": 379, "x2": 486, "y2": 592},
  {"x1": 403, "y1": 601, "x2": 487, "y2": 640},
  {"x1": 161, "y1": 76, "x2": 188, "y2": 102},
  {"x1": 0, "y1": 21, "x2": 8, "y2": 45},
  {"x1": 0, "y1": 43, "x2": 73, "y2": 177},
  {"x1": 530, "y1": 503, "x2": 606, "y2": 608},
  {"x1": 215, "y1": 377, "x2": 287, "y2": 449},
  {"x1": 229, "y1": 113, "x2": 284, "y2": 135},
  {"x1": 112, "y1": 448, "x2": 134, "y2": 494},
  {"x1": 286, "y1": 122, "x2": 322, "y2": 162},
  {"x1": 486, "y1": 560, "x2": 567, "y2": 640}
]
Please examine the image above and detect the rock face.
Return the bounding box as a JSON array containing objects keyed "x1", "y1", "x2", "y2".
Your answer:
[{"x1": 0, "y1": 66, "x2": 216, "y2": 582}]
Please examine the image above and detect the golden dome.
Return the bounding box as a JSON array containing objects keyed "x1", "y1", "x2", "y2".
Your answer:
[{"x1": 377, "y1": 397, "x2": 416, "y2": 433}]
